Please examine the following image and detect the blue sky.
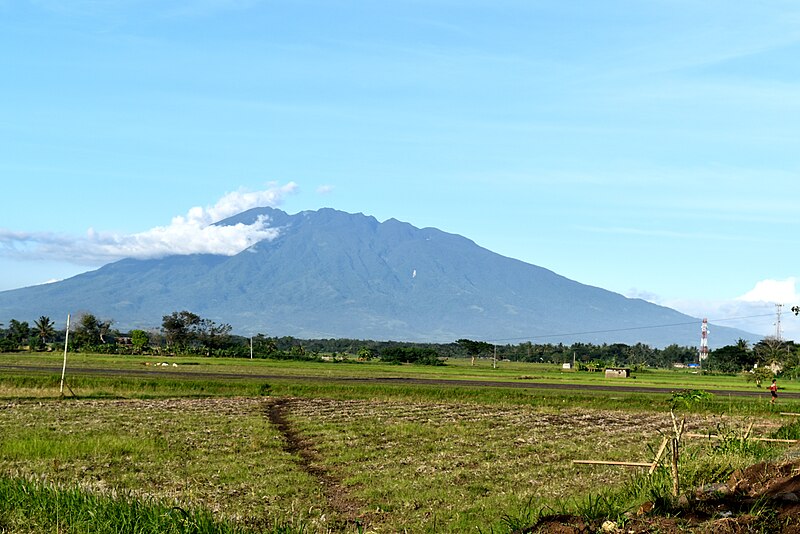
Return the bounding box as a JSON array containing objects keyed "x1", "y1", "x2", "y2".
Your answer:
[{"x1": 2, "y1": 1, "x2": 800, "y2": 341}]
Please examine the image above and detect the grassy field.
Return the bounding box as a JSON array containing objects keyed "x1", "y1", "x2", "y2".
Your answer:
[
  {"x1": 3, "y1": 350, "x2": 796, "y2": 392},
  {"x1": 1, "y1": 352, "x2": 799, "y2": 533}
]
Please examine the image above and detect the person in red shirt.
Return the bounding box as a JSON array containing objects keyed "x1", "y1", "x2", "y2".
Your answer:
[{"x1": 770, "y1": 379, "x2": 778, "y2": 404}]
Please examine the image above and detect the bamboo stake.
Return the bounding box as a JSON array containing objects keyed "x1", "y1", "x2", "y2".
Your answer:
[
  {"x1": 684, "y1": 433, "x2": 799, "y2": 444},
  {"x1": 572, "y1": 460, "x2": 653, "y2": 467},
  {"x1": 670, "y1": 437, "x2": 679, "y2": 497},
  {"x1": 668, "y1": 413, "x2": 685, "y2": 497},
  {"x1": 60, "y1": 314, "x2": 70, "y2": 396},
  {"x1": 649, "y1": 436, "x2": 670, "y2": 475}
]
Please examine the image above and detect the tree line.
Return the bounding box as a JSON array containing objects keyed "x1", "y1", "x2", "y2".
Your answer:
[{"x1": 1, "y1": 311, "x2": 797, "y2": 374}]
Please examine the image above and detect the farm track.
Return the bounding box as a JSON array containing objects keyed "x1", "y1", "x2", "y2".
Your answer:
[
  {"x1": 0, "y1": 363, "x2": 796, "y2": 399},
  {"x1": 264, "y1": 398, "x2": 369, "y2": 529}
]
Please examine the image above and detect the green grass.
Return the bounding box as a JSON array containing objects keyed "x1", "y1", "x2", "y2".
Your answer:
[
  {"x1": 0, "y1": 398, "x2": 333, "y2": 531},
  {"x1": 1, "y1": 353, "x2": 798, "y2": 532},
  {"x1": 2, "y1": 351, "x2": 794, "y2": 411},
  {"x1": 1, "y1": 369, "x2": 792, "y2": 419},
  {"x1": 3, "y1": 351, "x2": 797, "y2": 394},
  {"x1": 0, "y1": 475, "x2": 295, "y2": 533},
  {"x1": 0, "y1": 429, "x2": 156, "y2": 463},
  {"x1": 1, "y1": 395, "x2": 690, "y2": 532}
]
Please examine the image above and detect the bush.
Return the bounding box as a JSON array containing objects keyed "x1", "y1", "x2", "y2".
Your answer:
[
  {"x1": 770, "y1": 420, "x2": 800, "y2": 441},
  {"x1": 380, "y1": 347, "x2": 444, "y2": 365}
]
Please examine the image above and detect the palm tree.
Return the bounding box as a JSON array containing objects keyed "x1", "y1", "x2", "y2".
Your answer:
[{"x1": 34, "y1": 316, "x2": 55, "y2": 349}]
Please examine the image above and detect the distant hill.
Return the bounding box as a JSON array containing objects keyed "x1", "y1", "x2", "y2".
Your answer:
[{"x1": 0, "y1": 207, "x2": 758, "y2": 348}]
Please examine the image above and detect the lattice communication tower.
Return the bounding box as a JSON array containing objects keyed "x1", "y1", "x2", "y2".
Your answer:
[{"x1": 699, "y1": 318, "x2": 709, "y2": 362}]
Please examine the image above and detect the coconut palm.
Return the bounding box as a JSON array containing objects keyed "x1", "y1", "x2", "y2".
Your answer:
[{"x1": 33, "y1": 316, "x2": 56, "y2": 349}]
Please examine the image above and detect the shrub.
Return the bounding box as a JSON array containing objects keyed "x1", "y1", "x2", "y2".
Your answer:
[{"x1": 380, "y1": 347, "x2": 444, "y2": 365}]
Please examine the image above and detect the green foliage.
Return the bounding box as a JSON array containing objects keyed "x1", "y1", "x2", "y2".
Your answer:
[
  {"x1": 745, "y1": 495, "x2": 782, "y2": 532},
  {"x1": 33, "y1": 316, "x2": 56, "y2": 350},
  {"x1": 707, "y1": 422, "x2": 770, "y2": 457},
  {"x1": 161, "y1": 311, "x2": 235, "y2": 356},
  {"x1": 72, "y1": 313, "x2": 115, "y2": 351},
  {"x1": 0, "y1": 475, "x2": 290, "y2": 533},
  {"x1": 162, "y1": 310, "x2": 202, "y2": 351},
  {"x1": 498, "y1": 497, "x2": 546, "y2": 533},
  {"x1": 669, "y1": 389, "x2": 714, "y2": 411},
  {"x1": 356, "y1": 347, "x2": 375, "y2": 360},
  {"x1": 0, "y1": 316, "x2": 733, "y2": 369},
  {"x1": 745, "y1": 366, "x2": 774, "y2": 387},
  {"x1": 456, "y1": 338, "x2": 493, "y2": 356},
  {"x1": 130, "y1": 329, "x2": 150, "y2": 353},
  {"x1": 0, "y1": 337, "x2": 16, "y2": 352},
  {"x1": 770, "y1": 420, "x2": 800, "y2": 440},
  {"x1": 705, "y1": 341, "x2": 756, "y2": 373},
  {"x1": 572, "y1": 493, "x2": 631, "y2": 523},
  {"x1": 251, "y1": 334, "x2": 278, "y2": 356},
  {"x1": 576, "y1": 359, "x2": 609, "y2": 372},
  {"x1": 511, "y1": 471, "x2": 675, "y2": 529},
  {"x1": 6, "y1": 319, "x2": 30, "y2": 350},
  {"x1": 508, "y1": 341, "x2": 698, "y2": 368},
  {"x1": 380, "y1": 346, "x2": 444, "y2": 365}
]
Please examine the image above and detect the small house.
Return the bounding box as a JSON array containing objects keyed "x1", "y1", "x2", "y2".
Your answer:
[{"x1": 604, "y1": 367, "x2": 631, "y2": 379}]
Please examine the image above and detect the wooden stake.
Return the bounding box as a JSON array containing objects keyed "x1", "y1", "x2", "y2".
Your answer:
[
  {"x1": 667, "y1": 411, "x2": 684, "y2": 497},
  {"x1": 670, "y1": 437, "x2": 679, "y2": 497},
  {"x1": 572, "y1": 460, "x2": 653, "y2": 467},
  {"x1": 684, "y1": 433, "x2": 799, "y2": 443},
  {"x1": 649, "y1": 436, "x2": 670, "y2": 475},
  {"x1": 60, "y1": 313, "x2": 70, "y2": 396}
]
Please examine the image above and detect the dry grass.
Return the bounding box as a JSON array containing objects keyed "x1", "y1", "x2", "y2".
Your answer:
[
  {"x1": 0, "y1": 398, "x2": 325, "y2": 531},
  {"x1": 1, "y1": 395, "x2": 762, "y2": 532}
]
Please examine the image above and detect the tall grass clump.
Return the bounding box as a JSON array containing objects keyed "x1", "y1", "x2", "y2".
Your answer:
[
  {"x1": 0, "y1": 476, "x2": 239, "y2": 533},
  {"x1": 499, "y1": 415, "x2": 790, "y2": 533},
  {"x1": 0, "y1": 476, "x2": 306, "y2": 534},
  {"x1": 770, "y1": 419, "x2": 800, "y2": 441},
  {"x1": 499, "y1": 470, "x2": 674, "y2": 532},
  {"x1": 677, "y1": 421, "x2": 777, "y2": 492}
]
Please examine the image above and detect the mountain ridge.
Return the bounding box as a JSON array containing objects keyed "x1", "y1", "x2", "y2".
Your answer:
[{"x1": 0, "y1": 207, "x2": 758, "y2": 348}]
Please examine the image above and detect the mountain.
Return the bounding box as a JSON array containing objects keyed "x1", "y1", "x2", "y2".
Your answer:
[{"x1": 0, "y1": 207, "x2": 758, "y2": 347}]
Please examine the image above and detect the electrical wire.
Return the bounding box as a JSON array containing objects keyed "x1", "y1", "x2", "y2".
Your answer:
[{"x1": 484, "y1": 312, "x2": 778, "y2": 344}]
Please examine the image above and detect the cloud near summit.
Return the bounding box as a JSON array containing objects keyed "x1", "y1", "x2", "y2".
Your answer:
[
  {"x1": 0, "y1": 182, "x2": 297, "y2": 265},
  {"x1": 634, "y1": 277, "x2": 800, "y2": 339}
]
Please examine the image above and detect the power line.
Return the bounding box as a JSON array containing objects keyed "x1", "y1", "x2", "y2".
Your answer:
[{"x1": 484, "y1": 312, "x2": 777, "y2": 344}]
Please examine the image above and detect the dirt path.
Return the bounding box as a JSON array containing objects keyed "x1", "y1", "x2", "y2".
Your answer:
[{"x1": 265, "y1": 398, "x2": 369, "y2": 529}]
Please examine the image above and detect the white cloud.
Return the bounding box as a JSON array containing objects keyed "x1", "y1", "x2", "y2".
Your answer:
[
  {"x1": 661, "y1": 297, "x2": 778, "y2": 337},
  {"x1": 738, "y1": 277, "x2": 799, "y2": 304},
  {"x1": 0, "y1": 182, "x2": 297, "y2": 265},
  {"x1": 316, "y1": 185, "x2": 335, "y2": 195},
  {"x1": 630, "y1": 278, "x2": 800, "y2": 342}
]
